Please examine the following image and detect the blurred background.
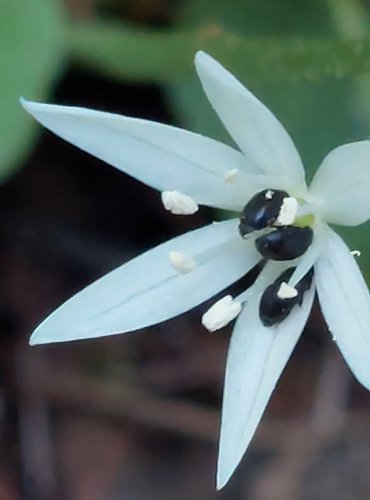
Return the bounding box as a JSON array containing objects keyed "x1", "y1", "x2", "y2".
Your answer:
[{"x1": 1, "y1": 0, "x2": 370, "y2": 498}]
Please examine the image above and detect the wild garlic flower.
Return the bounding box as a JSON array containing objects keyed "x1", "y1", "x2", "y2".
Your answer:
[{"x1": 22, "y1": 52, "x2": 370, "y2": 489}]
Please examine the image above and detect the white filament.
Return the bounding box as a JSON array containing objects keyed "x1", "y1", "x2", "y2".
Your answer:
[{"x1": 224, "y1": 168, "x2": 239, "y2": 183}]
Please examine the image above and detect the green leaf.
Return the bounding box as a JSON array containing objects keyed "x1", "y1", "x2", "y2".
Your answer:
[
  {"x1": 176, "y1": 0, "x2": 333, "y2": 35},
  {"x1": 71, "y1": 22, "x2": 370, "y2": 84},
  {"x1": 0, "y1": 0, "x2": 66, "y2": 181},
  {"x1": 70, "y1": 22, "x2": 195, "y2": 83}
]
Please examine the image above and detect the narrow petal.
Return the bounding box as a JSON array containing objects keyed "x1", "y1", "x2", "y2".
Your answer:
[
  {"x1": 217, "y1": 271, "x2": 315, "y2": 489},
  {"x1": 30, "y1": 220, "x2": 261, "y2": 345},
  {"x1": 315, "y1": 228, "x2": 370, "y2": 389},
  {"x1": 310, "y1": 141, "x2": 370, "y2": 225},
  {"x1": 21, "y1": 98, "x2": 257, "y2": 210},
  {"x1": 194, "y1": 52, "x2": 306, "y2": 189},
  {"x1": 287, "y1": 229, "x2": 321, "y2": 287}
]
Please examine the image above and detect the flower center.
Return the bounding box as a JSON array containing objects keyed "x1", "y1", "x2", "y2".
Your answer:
[
  {"x1": 239, "y1": 189, "x2": 315, "y2": 326},
  {"x1": 239, "y1": 189, "x2": 289, "y2": 236},
  {"x1": 239, "y1": 188, "x2": 314, "y2": 261}
]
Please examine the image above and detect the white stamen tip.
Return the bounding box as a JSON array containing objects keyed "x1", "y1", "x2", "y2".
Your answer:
[
  {"x1": 265, "y1": 189, "x2": 274, "y2": 199},
  {"x1": 276, "y1": 197, "x2": 299, "y2": 226},
  {"x1": 224, "y1": 168, "x2": 239, "y2": 183},
  {"x1": 168, "y1": 251, "x2": 196, "y2": 274},
  {"x1": 351, "y1": 250, "x2": 361, "y2": 257},
  {"x1": 277, "y1": 282, "x2": 298, "y2": 300},
  {"x1": 161, "y1": 191, "x2": 199, "y2": 215},
  {"x1": 201, "y1": 295, "x2": 242, "y2": 332}
]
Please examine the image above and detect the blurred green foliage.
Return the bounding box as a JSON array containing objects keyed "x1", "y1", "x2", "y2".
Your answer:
[
  {"x1": 0, "y1": 0, "x2": 66, "y2": 180},
  {"x1": 71, "y1": 23, "x2": 370, "y2": 85}
]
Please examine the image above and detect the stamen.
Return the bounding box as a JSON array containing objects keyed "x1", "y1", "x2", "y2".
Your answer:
[
  {"x1": 275, "y1": 197, "x2": 299, "y2": 226},
  {"x1": 259, "y1": 267, "x2": 313, "y2": 326},
  {"x1": 255, "y1": 226, "x2": 313, "y2": 261},
  {"x1": 168, "y1": 251, "x2": 196, "y2": 274},
  {"x1": 239, "y1": 189, "x2": 289, "y2": 237},
  {"x1": 351, "y1": 250, "x2": 361, "y2": 257},
  {"x1": 202, "y1": 295, "x2": 242, "y2": 332},
  {"x1": 224, "y1": 168, "x2": 239, "y2": 183},
  {"x1": 265, "y1": 189, "x2": 274, "y2": 199},
  {"x1": 277, "y1": 282, "x2": 298, "y2": 299},
  {"x1": 161, "y1": 191, "x2": 199, "y2": 215}
]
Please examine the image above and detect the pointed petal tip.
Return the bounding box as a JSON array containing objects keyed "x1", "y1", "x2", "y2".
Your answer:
[
  {"x1": 29, "y1": 322, "x2": 64, "y2": 346},
  {"x1": 20, "y1": 97, "x2": 46, "y2": 116},
  {"x1": 216, "y1": 428, "x2": 246, "y2": 490},
  {"x1": 193, "y1": 46, "x2": 305, "y2": 184},
  {"x1": 20, "y1": 97, "x2": 37, "y2": 114},
  {"x1": 216, "y1": 435, "x2": 245, "y2": 490},
  {"x1": 216, "y1": 470, "x2": 231, "y2": 491},
  {"x1": 194, "y1": 51, "x2": 221, "y2": 77},
  {"x1": 194, "y1": 50, "x2": 209, "y2": 64},
  {"x1": 29, "y1": 327, "x2": 86, "y2": 346},
  {"x1": 29, "y1": 321, "x2": 57, "y2": 345},
  {"x1": 29, "y1": 332, "x2": 45, "y2": 346}
]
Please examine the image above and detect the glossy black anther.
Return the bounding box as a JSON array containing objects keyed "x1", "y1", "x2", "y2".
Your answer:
[
  {"x1": 255, "y1": 226, "x2": 313, "y2": 261},
  {"x1": 259, "y1": 267, "x2": 313, "y2": 326},
  {"x1": 238, "y1": 189, "x2": 288, "y2": 237}
]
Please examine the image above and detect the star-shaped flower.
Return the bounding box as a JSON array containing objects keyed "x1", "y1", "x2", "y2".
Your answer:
[{"x1": 21, "y1": 51, "x2": 370, "y2": 489}]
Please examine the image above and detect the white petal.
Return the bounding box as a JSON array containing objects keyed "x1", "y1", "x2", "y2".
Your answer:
[
  {"x1": 21, "y1": 98, "x2": 255, "y2": 211},
  {"x1": 194, "y1": 52, "x2": 306, "y2": 189},
  {"x1": 287, "y1": 230, "x2": 321, "y2": 287},
  {"x1": 30, "y1": 219, "x2": 261, "y2": 345},
  {"x1": 217, "y1": 275, "x2": 315, "y2": 489},
  {"x1": 315, "y1": 228, "x2": 370, "y2": 389},
  {"x1": 310, "y1": 141, "x2": 370, "y2": 225}
]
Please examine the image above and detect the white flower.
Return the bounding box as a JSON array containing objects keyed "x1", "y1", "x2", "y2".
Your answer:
[{"x1": 21, "y1": 51, "x2": 370, "y2": 489}]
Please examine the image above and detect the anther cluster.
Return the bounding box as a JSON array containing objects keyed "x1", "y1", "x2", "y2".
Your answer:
[{"x1": 239, "y1": 189, "x2": 314, "y2": 326}]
